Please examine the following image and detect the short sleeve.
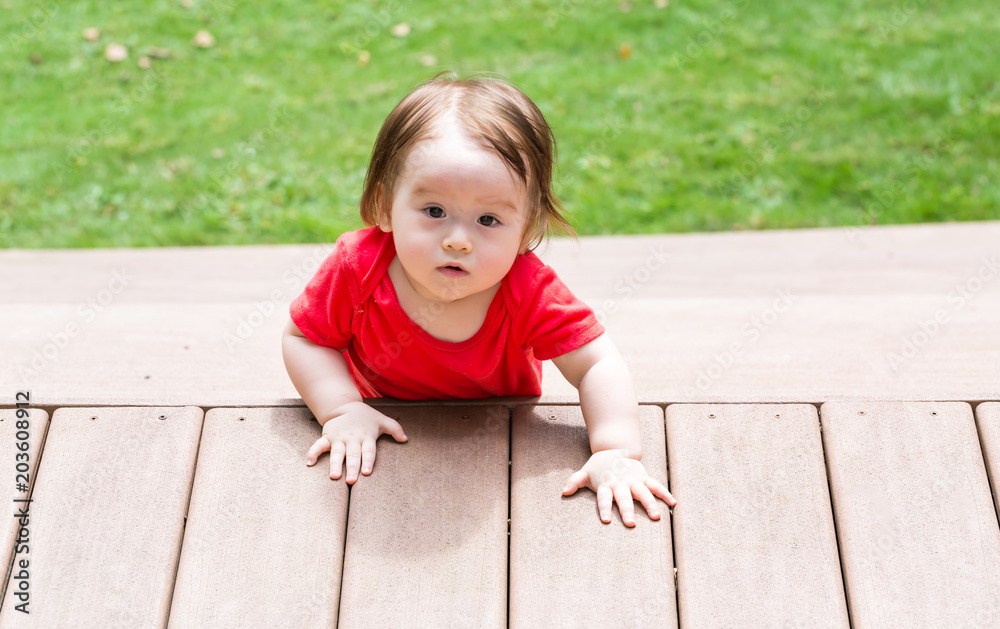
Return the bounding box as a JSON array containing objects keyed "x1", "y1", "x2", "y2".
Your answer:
[
  {"x1": 288, "y1": 238, "x2": 358, "y2": 351},
  {"x1": 515, "y1": 265, "x2": 605, "y2": 361}
]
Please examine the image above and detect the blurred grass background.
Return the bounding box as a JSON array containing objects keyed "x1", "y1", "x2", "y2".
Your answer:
[{"x1": 1, "y1": 0, "x2": 997, "y2": 248}]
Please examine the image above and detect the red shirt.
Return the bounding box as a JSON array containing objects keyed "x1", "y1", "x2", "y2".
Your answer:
[{"x1": 289, "y1": 227, "x2": 604, "y2": 400}]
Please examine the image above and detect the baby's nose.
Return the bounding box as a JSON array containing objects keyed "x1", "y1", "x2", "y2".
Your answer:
[{"x1": 442, "y1": 226, "x2": 472, "y2": 251}]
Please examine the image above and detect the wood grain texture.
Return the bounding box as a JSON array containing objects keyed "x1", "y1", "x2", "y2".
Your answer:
[
  {"x1": 168, "y1": 407, "x2": 347, "y2": 629},
  {"x1": 4, "y1": 220, "x2": 999, "y2": 406},
  {"x1": 666, "y1": 403, "x2": 848, "y2": 629},
  {"x1": 0, "y1": 406, "x2": 202, "y2": 628},
  {"x1": 821, "y1": 401, "x2": 1000, "y2": 628},
  {"x1": 337, "y1": 405, "x2": 509, "y2": 629},
  {"x1": 509, "y1": 405, "x2": 675, "y2": 629}
]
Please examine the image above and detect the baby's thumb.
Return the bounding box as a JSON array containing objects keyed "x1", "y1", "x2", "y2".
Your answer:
[
  {"x1": 385, "y1": 419, "x2": 408, "y2": 442},
  {"x1": 562, "y1": 469, "x2": 588, "y2": 495}
]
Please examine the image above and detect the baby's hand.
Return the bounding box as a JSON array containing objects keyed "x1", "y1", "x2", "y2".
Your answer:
[
  {"x1": 561, "y1": 449, "x2": 676, "y2": 527},
  {"x1": 306, "y1": 401, "x2": 408, "y2": 484}
]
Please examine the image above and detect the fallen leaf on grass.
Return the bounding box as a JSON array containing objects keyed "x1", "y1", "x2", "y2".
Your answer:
[
  {"x1": 105, "y1": 43, "x2": 128, "y2": 62},
  {"x1": 618, "y1": 43, "x2": 632, "y2": 60},
  {"x1": 193, "y1": 30, "x2": 215, "y2": 48}
]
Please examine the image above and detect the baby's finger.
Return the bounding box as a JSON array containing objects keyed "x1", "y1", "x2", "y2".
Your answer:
[
  {"x1": 328, "y1": 440, "x2": 347, "y2": 480},
  {"x1": 360, "y1": 438, "x2": 377, "y2": 475},
  {"x1": 596, "y1": 484, "x2": 615, "y2": 524},
  {"x1": 306, "y1": 435, "x2": 331, "y2": 466},
  {"x1": 631, "y1": 482, "x2": 662, "y2": 520},
  {"x1": 613, "y1": 483, "x2": 636, "y2": 527},
  {"x1": 382, "y1": 417, "x2": 408, "y2": 443},
  {"x1": 561, "y1": 469, "x2": 588, "y2": 495},
  {"x1": 646, "y1": 478, "x2": 677, "y2": 506},
  {"x1": 344, "y1": 441, "x2": 362, "y2": 484}
]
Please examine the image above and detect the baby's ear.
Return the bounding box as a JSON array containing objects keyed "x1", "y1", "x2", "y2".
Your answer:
[
  {"x1": 377, "y1": 211, "x2": 392, "y2": 232},
  {"x1": 375, "y1": 188, "x2": 392, "y2": 232}
]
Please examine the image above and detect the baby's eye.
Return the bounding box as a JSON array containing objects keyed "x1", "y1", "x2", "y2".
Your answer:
[
  {"x1": 424, "y1": 206, "x2": 445, "y2": 218},
  {"x1": 478, "y1": 215, "x2": 500, "y2": 227}
]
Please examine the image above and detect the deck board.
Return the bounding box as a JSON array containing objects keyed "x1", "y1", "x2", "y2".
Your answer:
[
  {"x1": 3, "y1": 221, "x2": 999, "y2": 407},
  {"x1": 1, "y1": 400, "x2": 997, "y2": 625},
  {"x1": 0, "y1": 406, "x2": 202, "y2": 628},
  {"x1": 821, "y1": 401, "x2": 1000, "y2": 627},
  {"x1": 168, "y1": 407, "x2": 347, "y2": 628},
  {"x1": 337, "y1": 405, "x2": 509, "y2": 628},
  {"x1": 509, "y1": 405, "x2": 676, "y2": 628},
  {"x1": 666, "y1": 403, "x2": 849, "y2": 629},
  {"x1": 976, "y1": 401, "x2": 1000, "y2": 524},
  {"x1": 0, "y1": 408, "x2": 49, "y2": 608},
  {"x1": 970, "y1": 401, "x2": 1000, "y2": 622}
]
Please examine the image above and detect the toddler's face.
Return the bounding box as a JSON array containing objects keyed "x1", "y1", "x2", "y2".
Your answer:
[{"x1": 378, "y1": 115, "x2": 529, "y2": 305}]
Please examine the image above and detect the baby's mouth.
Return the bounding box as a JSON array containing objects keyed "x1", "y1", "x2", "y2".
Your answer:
[{"x1": 438, "y1": 265, "x2": 469, "y2": 277}]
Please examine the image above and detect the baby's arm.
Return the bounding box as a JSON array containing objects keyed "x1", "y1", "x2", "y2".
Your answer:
[
  {"x1": 553, "y1": 334, "x2": 643, "y2": 456},
  {"x1": 552, "y1": 333, "x2": 676, "y2": 525},
  {"x1": 282, "y1": 317, "x2": 364, "y2": 419},
  {"x1": 282, "y1": 318, "x2": 407, "y2": 483}
]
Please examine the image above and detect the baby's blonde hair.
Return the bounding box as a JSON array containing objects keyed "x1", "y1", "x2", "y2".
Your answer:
[{"x1": 359, "y1": 71, "x2": 576, "y2": 254}]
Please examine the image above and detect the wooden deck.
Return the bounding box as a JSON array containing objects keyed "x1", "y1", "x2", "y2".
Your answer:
[{"x1": 2, "y1": 221, "x2": 1000, "y2": 627}]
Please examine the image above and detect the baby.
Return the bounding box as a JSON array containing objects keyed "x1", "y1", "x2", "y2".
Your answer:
[{"x1": 282, "y1": 72, "x2": 675, "y2": 526}]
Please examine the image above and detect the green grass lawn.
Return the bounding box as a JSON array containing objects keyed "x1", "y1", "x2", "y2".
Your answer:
[{"x1": 2, "y1": 0, "x2": 997, "y2": 248}]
